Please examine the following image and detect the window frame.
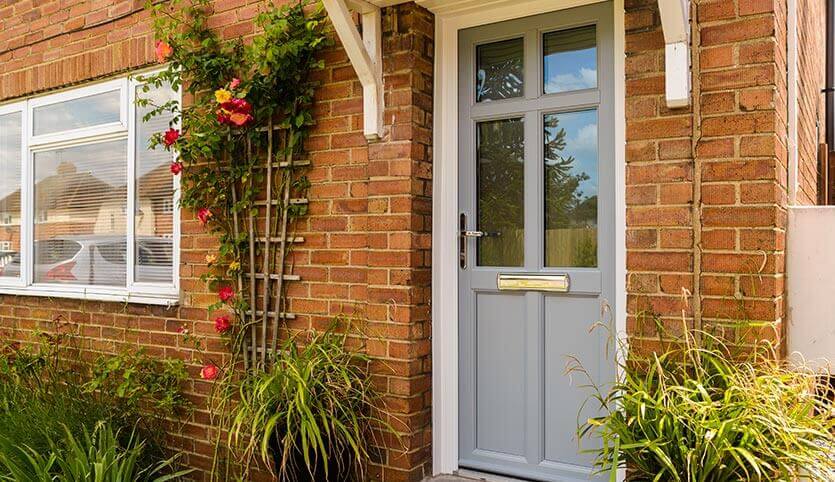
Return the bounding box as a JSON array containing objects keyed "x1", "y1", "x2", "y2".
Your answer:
[{"x1": 0, "y1": 72, "x2": 181, "y2": 305}]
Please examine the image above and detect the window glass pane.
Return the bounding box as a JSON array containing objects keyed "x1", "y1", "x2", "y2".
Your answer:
[
  {"x1": 135, "y1": 83, "x2": 177, "y2": 284},
  {"x1": 33, "y1": 140, "x2": 127, "y2": 286},
  {"x1": 543, "y1": 25, "x2": 597, "y2": 94},
  {"x1": 544, "y1": 109, "x2": 598, "y2": 267},
  {"x1": 476, "y1": 38, "x2": 524, "y2": 102},
  {"x1": 0, "y1": 112, "x2": 21, "y2": 279},
  {"x1": 33, "y1": 90, "x2": 121, "y2": 136},
  {"x1": 477, "y1": 118, "x2": 524, "y2": 267}
]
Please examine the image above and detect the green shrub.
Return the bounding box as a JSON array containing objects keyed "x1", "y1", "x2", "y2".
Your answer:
[
  {"x1": 84, "y1": 348, "x2": 191, "y2": 431},
  {"x1": 0, "y1": 331, "x2": 190, "y2": 480},
  {"x1": 228, "y1": 323, "x2": 395, "y2": 481},
  {"x1": 576, "y1": 327, "x2": 835, "y2": 481},
  {"x1": 0, "y1": 421, "x2": 189, "y2": 482},
  {"x1": 0, "y1": 337, "x2": 109, "y2": 468}
]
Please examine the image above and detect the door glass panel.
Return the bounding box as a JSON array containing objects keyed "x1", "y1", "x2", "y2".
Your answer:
[
  {"x1": 476, "y1": 38, "x2": 524, "y2": 102},
  {"x1": 544, "y1": 109, "x2": 598, "y2": 267},
  {"x1": 543, "y1": 25, "x2": 597, "y2": 94},
  {"x1": 477, "y1": 118, "x2": 524, "y2": 267}
]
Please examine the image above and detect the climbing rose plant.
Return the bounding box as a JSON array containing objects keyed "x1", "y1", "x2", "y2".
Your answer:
[{"x1": 137, "y1": 0, "x2": 329, "y2": 476}]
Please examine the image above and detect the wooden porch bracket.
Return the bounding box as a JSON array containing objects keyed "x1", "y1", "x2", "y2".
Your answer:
[
  {"x1": 657, "y1": 0, "x2": 691, "y2": 108},
  {"x1": 322, "y1": 0, "x2": 384, "y2": 141}
]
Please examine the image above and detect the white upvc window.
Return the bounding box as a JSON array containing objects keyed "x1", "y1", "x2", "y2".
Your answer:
[{"x1": 0, "y1": 73, "x2": 180, "y2": 305}]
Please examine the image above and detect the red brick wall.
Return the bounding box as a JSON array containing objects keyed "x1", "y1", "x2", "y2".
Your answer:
[
  {"x1": 796, "y1": 0, "x2": 827, "y2": 205},
  {"x1": 625, "y1": 0, "x2": 696, "y2": 344},
  {"x1": 625, "y1": 0, "x2": 790, "y2": 348},
  {"x1": 0, "y1": 1, "x2": 433, "y2": 481}
]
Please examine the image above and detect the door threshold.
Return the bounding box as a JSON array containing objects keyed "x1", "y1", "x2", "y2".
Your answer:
[{"x1": 456, "y1": 468, "x2": 533, "y2": 482}]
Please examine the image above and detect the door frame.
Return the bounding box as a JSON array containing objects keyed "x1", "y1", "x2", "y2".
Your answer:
[{"x1": 430, "y1": 0, "x2": 627, "y2": 478}]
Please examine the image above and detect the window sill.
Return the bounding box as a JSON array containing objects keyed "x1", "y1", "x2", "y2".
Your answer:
[{"x1": 0, "y1": 285, "x2": 180, "y2": 307}]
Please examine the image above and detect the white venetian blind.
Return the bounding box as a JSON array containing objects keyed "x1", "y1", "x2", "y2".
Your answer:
[
  {"x1": 0, "y1": 112, "x2": 21, "y2": 277},
  {"x1": 33, "y1": 140, "x2": 128, "y2": 286},
  {"x1": 135, "y1": 83, "x2": 177, "y2": 284}
]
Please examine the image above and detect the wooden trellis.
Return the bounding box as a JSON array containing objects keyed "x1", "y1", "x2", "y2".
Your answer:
[{"x1": 231, "y1": 120, "x2": 309, "y2": 371}]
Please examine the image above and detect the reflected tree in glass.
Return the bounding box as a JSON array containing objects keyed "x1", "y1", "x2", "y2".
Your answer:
[
  {"x1": 544, "y1": 111, "x2": 598, "y2": 267},
  {"x1": 476, "y1": 38, "x2": 524, "y2": 102},
  {"x1": 477, "y1": 118, "x2": 524, "y2": 267}
]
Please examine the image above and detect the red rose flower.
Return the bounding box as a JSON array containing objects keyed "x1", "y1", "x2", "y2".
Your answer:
[
  {"x1": 218, "y1": 286, "x2": 235, "y2": 303},
  {"x1": 170, "y1": 162, "x2": 183, "y2": 175},
  {"x1": 228, "y1": 98, "x2": 252, "y2": 114},
  {"x1": 230, "y1": 78, "x2": 241, "y2": 90},
  {"x1": 197, "y1": 208, "x2": 212, "y2": 225},
  {"x1": 214, "y1": 315, "x2": 232, "y2": 333},
  {"x1": 163, "y1": 128, "x2": 180, "y2": 147},
  {"x1": 217, "y1": 98, "x2": 254, "y2": 127},
  {"x1": 200, "y1": 364, "x2": 219, "y2": 381},
  {"x1": 155, "y1": 40, "x2": 173, "y2": 63},
  {"x1": 228, "y1": 112, "x2": 254, "y2": 127}
]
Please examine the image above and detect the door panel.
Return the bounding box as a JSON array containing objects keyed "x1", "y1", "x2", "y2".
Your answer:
[
  {"x1": 458, "y1": 3, "x2": 614, "y2": 481},
  {"x1": 475, "y1": 292, "x2": 527, "y2": 456},
  {"x1": 543, "y1": 294, "x2": 601, "y2": 467}
]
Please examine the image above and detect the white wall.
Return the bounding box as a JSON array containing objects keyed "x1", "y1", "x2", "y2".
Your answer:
[{"x1": 787, "y1": 206, "x2": 835, "y2": 371}]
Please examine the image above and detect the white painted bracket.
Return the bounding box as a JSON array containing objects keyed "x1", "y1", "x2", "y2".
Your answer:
[
  {"x1": 657, "y1": 0, "x2": 690, "y2": 108},
  {"x1": 322, "y1": 0, "x2": 384, "y2": 141}
]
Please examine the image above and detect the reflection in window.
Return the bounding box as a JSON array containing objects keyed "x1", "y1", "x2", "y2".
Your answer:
[
  {"x1": 476, "y1": 38, "x2": 524, "y2": 102},
  {"x1": 543, "y1": 25, "x2": 597, "y2": 94},
  {"x1": 477, "y1": 118, "x2": 524, "y2": 267},
  {"x1": 0, "y1": 112, "x2": 21, "y2": 278},
  {"x1": 33, "y1": 141, "x2": 128, "y2": 286},
  {"x1": 135, "y1": 83, "x2": 177, "y2": 284},
  {"x1": 33, "y1": 90, "x2": 121, "y2": 136},
  {"x1": 544, "y1": 110, "x2": 598, "y2": 267}
]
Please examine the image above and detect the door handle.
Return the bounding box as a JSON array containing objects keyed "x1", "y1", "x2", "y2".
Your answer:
[
  {"x1": 461, "y1": 230, "x2": 501, "y2": 238},
  {"x1": 459, "y1": 213, "x2": 501, "y2": 269}
]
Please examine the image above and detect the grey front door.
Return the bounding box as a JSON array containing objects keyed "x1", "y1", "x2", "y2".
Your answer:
[{"x1": 458, "y1": 4, "x2": 615, "y2": 481}]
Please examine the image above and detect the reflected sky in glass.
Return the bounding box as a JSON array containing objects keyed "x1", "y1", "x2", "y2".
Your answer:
[
  {"x1": 0, "y1": 113, "x2": 21, "y2": 204},
  {"x1": 544, "y1": 109, "x2": 598, "y2": 198},
  {"x1": 544, "y1": 26, "x2": 597, "y2": 94},
  {"x1": 33, "y1": 90, "x2": 121, "y2": 136}
]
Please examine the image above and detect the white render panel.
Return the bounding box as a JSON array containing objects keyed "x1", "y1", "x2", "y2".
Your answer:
[{"x1": 787, "y1": 206, "x2": 835, "y2": 372}]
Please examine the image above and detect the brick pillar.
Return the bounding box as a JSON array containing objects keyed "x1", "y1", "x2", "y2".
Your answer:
[
  {"x1": 280, "y1": 3, "x2": 434, "y2": 479},
  {"x1": 625, "y1": 0, "x2": 696, "y2": 345},
  {"x1": 625, "y1": 0, "x2": 789, "y2": 350},
  {"x1": 696, "y1": 0, "x2": 788, "y2": 347},
  {"x1": 366, "y1": 4, "x2": 434, "y2": 481}
]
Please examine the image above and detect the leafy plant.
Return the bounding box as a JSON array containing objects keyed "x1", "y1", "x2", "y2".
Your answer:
[
  {"x1": 0, "y1": 333, "x2": 109, "y2": 471},
  {"x1": 0, "y1": 421, "x2": 190, "y2": 482},
  {"x1": 140, "y1": 0, "x2": 327, "y2": 308},
  {"x1": 0, "y1": 327, "x2": 190, "y2": 481},
  {"x1": 228, "y1": 323, "x2": 394, "y2": 481},
  {"x1": 84, "y1": 348, "x2": 191, "y2": 424},
  {"x1": 574, "y1": 322, "x2": 835, "y2": 481}
]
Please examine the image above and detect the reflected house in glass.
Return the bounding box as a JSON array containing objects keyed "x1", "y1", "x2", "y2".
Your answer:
[
  {"x1": 33, "y1": 162, "x2": 117, "y2": 238},
  {"x1": 136, "y1": 164, "x2": 175, "y2": 238},
  {"x1": 0, "y1": 190, "x2": 20, "y2": 264}
]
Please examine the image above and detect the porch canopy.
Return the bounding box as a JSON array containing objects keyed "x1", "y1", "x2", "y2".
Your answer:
[{"x1": 322, "y1": 0, "x2": 691, "y2": 140}]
